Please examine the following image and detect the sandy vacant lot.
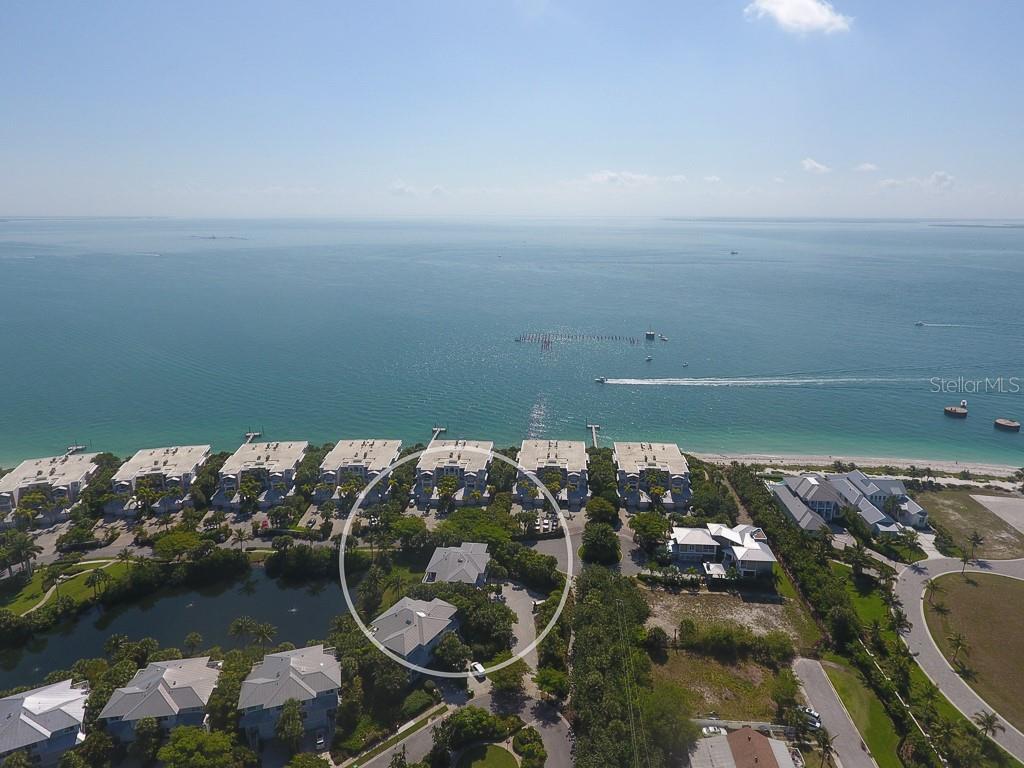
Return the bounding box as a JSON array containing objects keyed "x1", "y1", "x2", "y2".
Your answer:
[
  {"x1": 645, "y1": 588, "x2": 799, "y2": 640},
  {"x1": 972, "y1": 495, "x2": 1024, "y2": 537}
]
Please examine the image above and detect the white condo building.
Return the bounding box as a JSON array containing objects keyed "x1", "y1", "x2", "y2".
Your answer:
[
  {"x1": 109, "y1": 445, "x2": 212, "y2": 514},
  {"x1": 215, "y1": 441, "x2": 308, "y2": 511},
  {"x1": 612, "y1": 442, "x2": 691, "y2": 510},
  {"x1": 317, "y1": 439, "x2": 402, "y2": 504},
  {"x1": 515, "y1": 439, "x2": 589, "y2": 510},
  {"x1": 415, "y1": 440, "x2": 493, "y2": 507},
  {"x1": 0, "y1": 452, "x2": 100, "y2": 528}
]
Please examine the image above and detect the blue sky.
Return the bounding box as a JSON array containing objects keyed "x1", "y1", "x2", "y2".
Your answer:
[{"x1": 2, "y1": 0, "x2": 1022, "y2": 217}]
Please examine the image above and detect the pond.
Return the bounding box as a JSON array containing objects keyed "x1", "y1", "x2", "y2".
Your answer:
[{"x1": 0, "y1": 568, "x2": 349, "y2": 690}]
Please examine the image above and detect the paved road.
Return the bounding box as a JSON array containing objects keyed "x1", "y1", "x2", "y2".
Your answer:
[
  {"x1": 360, "y1": 692, "x2": 572, "y2": 768},
  {"x1": 793, "y1": 658, "x2": 879, "y2": 768},
  {"x1": 896, "y1": 556, "x2": 1024, "y2": 762}
]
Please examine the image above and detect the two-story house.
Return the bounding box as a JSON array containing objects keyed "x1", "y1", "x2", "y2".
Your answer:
[{"x1": 237, "y1": 645, "x2": 341, "y2": 748}]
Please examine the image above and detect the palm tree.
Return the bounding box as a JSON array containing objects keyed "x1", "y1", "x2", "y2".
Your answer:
[
  {"x1": 967, "y1": 531, "x2": 984, "y2": 561},
  {"x1": 229, "y1": 616, "x2": 257, "y2": 645},
  {"x1": 974, "y1": 710, "x2": 1005, "y2": 738},
  {"x1": 947, "y1": 631, "x2": 970, "y2": 664},
  {"x1": 7, "y1": 533, "x2": 42, "y2": 575},
  {"x1": 85, "y1": 569, "x2": 111, "y2": 599},
  {"x1": 849, "y1": 542, "x2": 870, "y2": 577},
  {"x1": 960, "y1": 550, "x2": 972, "y2": 575},
  {"x1": 231, "y1": 528, "x2": 252, "y2": 551},
  {"x1": 253, "y1": 622, "x2": 277, "y2": 649},
  {"x1": 816, "y1": 728, "x2": 837, "y2": 767},
  {"x1": 923, "y1": 578, "x2": 944, "y2": 606},
  {"x1": 117, "y1": 547, "x2": 135, "y2": 572},
  {"x1": 184, "y1": 632, "x2": 203, "y2": 655}
]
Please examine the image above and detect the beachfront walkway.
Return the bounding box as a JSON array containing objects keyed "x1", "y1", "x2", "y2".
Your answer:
[{"x1": 895, "y1": 556, "x2": 1024, "y2": 763}]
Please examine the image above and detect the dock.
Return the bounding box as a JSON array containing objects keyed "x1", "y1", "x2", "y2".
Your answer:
[
  {"x1": 428, "y1": 425, "x2": 447, "y2": 446},
  {"x1": 586, "y1": 423, "x2": 601, "y2": 448}
]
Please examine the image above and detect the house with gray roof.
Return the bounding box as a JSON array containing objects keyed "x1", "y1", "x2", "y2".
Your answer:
[
  {"x1": 237, "y1": 645, "x2": 341, "y2": 748},
  {"x1": 423, "y1": 543, "x2": 490, "y2": 586},
  {"x1": 781, "y1": 470, "x2": 919, "y2": 537},
  {"x1": 99, "y1": 657, "x2": 221, "y2": 741},
  {"x1": 371, "y1": 597, "x2": 458, "y2": 668},
  {"x1": 0, "y1": 680, "x2": 88, "y2": 766},
  {"x1": 771, "y1": 483, "x2": 828, "y2": 532},
  {"x1": 782, "y1": 475, "x2": 844, "y2": 521}
]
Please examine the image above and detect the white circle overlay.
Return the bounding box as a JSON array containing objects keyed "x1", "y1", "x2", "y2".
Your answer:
[{"x1": 338, "y1": 445, "x2": 575, "y2": 678}]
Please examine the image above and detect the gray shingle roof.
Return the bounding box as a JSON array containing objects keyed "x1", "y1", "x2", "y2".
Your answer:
[
  {"x1": 423, "y1": 543, "x2": 490, "y2": 584},
  {"x1": 99, "y1": 658, "x2": 220, "y2": 722},
  {"x1": 772, "y1": 484, "x2": 828, "y2": 532},
  {"x1": 0, "y1": 680, "x2": 87, "y2": 754},
  {"x1": 237, "y1": 645, "x2": 340, "y2": 711},
  {"x1": 371, "y1": 598, "x2": 457, "y2": 658}
]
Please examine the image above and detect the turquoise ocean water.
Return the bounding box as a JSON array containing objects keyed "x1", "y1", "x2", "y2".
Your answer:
[{"x1": 1, "y1": 217, "x2": 1022, "y2": 468}]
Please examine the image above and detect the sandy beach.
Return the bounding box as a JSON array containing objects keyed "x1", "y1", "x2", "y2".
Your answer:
[{"x1": 692, "y1": 451, "x2": 1022, "y2": 479}]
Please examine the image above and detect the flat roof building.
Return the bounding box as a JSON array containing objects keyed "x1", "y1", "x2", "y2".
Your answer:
[
  {"x1": 111, "y1": 445, "x2": 211, "y2": 495},
  {"x1": 0, "y1": 680, "x2": 88, "y2": 765},
  {"x1": 415, "y1": 440, "x2": 493, "y2": 507},
  {"x1": 216, "y1": 441, "x2": 308, "y2": 510},
  {"x1": 0, "y1": 452, "x2": 100, "y2": 520},
  {"x1": 613, "y1": 442, "x2": 691, "y2": 510},
  {"x1": 516, "y1": 439, "x2": 589, "y2": 509},
  {"x1": 318, "y1": 439, "x2": 402, "y2": 502}
]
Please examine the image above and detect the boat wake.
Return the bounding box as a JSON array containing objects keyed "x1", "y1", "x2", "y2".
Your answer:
[{"x1": 601, "y1": 376, "x2": 927, "y2": 387}]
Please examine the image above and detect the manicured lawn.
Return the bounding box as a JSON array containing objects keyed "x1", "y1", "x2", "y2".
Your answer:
[
  {"x1": 0, "y1": 562, "x2": 131, "y2": 615},
  {"x1": 830, "y1": 562, "x2": 1022, "y2": 768},
  {"x1": 651, "y1": 649, "x2": 778, "y2": 722},
  {"x1": 822, "y1": 657, "x2": 903, "y2": 768},
  {"x1": 456, "y1": 744, "x2": 518, "y2": 768},
  {"x1": 917, "y1": 490, "x2": 1024, "y2": 559},
  {"x1": 925, "y1": 573, "x2": 1024, "y2": 731}
]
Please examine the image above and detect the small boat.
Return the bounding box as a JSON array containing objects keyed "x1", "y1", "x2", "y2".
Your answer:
[
  {"x1": 595, "y1": 377, "x2": 607, "y2": 384},
  {"x1": 682, "y1": 361, "x2": 689, "y2": 367},
  {"x1": 995, "y1": 418, "x2": 1021, "y2": 432},
  {"x1": 944, "y1": 399, "x2": 969, "y2": 418},
  {"x1": 730, "y1": 250, "x2": 739, "y2": 255},
  {"x1": 915, "y1": 321, "x2": 925, "y2": 327},
  {"x1": 645, "y1": 356, "x2": 653, "y2": 362},
  {"x1": 659, "y1": 334, "x2": 668, "y2": 341},
  {"x1": 645, "y1": 329, "x2": 656, "y2": 340}
]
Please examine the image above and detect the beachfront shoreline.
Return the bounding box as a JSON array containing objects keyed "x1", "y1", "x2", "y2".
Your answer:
[{"x1": 692, "y1": 451, "x2": 1021, "y2": 478}]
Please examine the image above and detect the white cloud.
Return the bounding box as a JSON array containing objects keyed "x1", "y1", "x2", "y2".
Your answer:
[
  {"x1": 856, "y1": 162, "x2": 879, "y2": 172},
  {"x1": 572, "y1": 170, "x2": 688, "y2": 188},
  {"x1": 429, "y1": 185, "x2": 448, "y2": 198},
  {"x1": 773, "y1": 176, "x2": 786, "y2": 184},
  {"x1": 745, "y1": 0, "x2": 851, "y2": 34},
  {"x1": 388, "y1": 179, "x2": 416, "y2": 197},
  {"x1": 879, "y1": 171, "x2": 955, "y2": 191},
  {"x1": 704, "y1": 175, "x2": 722, "y2": 183},
  {"x1": 923, "y1": 170, "x2": 955, "y2": 190},
  {"x1": 801, "y1": 157, "x2": 831, "y2": 174}
]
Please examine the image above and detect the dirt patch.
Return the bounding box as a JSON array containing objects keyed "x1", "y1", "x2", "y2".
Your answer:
[
  {"x1": 918, "y1": 490, "x2": 1024, "y2": 559},
  {"x1": 645, "y1": 588, "x2": 800, "y2": 641}
]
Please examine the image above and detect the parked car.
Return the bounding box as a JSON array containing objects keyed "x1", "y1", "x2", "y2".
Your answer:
[
  {"x1": 798, "y1": 705, "x2": 820, "y2": 721},
  {"x1": 702, "y1": 726, "x2": 727, "y2": 737},
  {"x1": 470, "y1": 662, "x2": 486, "y2": 680},
  {"x1": 315, "y1": 732, "x2": 326, "y2": 749}
]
